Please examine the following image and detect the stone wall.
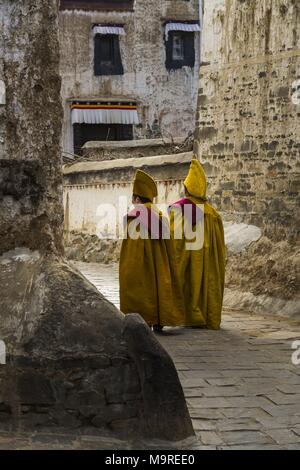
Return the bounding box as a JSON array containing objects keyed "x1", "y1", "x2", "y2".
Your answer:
[
  {"x1": 63, "y1": 152, "x2": 192, "y2": 235},
  {"x1": 194, "y1": 0, "x2": 300, "y2": 241},
  {"x1": 81, "y1": 137, "x2": 192, "y2": 161},
  {"x1": 59, "y1": 0, "x2": 201, "y2": 153},
  {"x1": 0, "y1": 0, "x2": 64, "y2": 255}
]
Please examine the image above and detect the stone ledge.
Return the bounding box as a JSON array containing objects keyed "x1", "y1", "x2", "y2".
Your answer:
[
  {"x1": 63, "y1": 151, "x2": 193, "y2": 176},
  {"x1": 83, "y1": 138, "x2": 186, "y2": 151},
  {"x1": 224, "y1": 288, "x2": 300, "y2": 318}
]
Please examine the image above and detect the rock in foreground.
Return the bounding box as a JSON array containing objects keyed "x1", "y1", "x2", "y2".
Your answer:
[{"x1": 0, "y1": 248, "x2": 194, "y2": 441}]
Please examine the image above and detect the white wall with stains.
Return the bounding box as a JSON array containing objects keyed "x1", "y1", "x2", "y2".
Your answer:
[
  {"x1": 59, "y1": 0, "x2": 201, "y2": 154},
  {"x1": 63, "y1": 152, "x2": 192, "y2": 235}
]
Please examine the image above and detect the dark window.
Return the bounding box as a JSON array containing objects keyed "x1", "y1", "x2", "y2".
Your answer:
[
  {"x1": 94, "y1": 34, "x2": 124, "y2": 76},
  {"x1": 165, "y1": 31, "x2": 195, "y2": 70},
  {"x1": 73, "y1": 124, "x2": 133, "y2": 155}
]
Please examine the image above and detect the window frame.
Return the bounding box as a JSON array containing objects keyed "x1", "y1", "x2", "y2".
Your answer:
[
  {"x1": 165, "y1": 30, "x2": 196, "y2": 71},
  {"x1": 94, "y1": 33, "x2": 124, "y2": 76},
  {"x1": 172, "y1": 33, "x2": 185, "y2": 61}
]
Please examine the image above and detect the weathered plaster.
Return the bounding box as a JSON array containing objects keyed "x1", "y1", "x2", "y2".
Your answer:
[
  {"x1": 59, "y1": 0, "x2": 200, "y2": 153},
  {"x1": 0, "y1": 0, "x2": 64, "y2": 255}
]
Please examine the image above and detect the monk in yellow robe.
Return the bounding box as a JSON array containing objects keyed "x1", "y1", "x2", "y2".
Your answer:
[
  {"x1": 119, "y1": 170, "x2": 185, "y2": 330},
  {"x1": 169, "y1": 159, "x2": 226, "y2": 330}
]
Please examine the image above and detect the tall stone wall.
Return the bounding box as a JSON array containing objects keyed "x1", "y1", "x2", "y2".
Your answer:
[
  {"x1": 195, "y1": 0, "x2": 300, "y2": 241},
  {"x1": 0, "y1": 0, "x2": 64, "y2": 255}
]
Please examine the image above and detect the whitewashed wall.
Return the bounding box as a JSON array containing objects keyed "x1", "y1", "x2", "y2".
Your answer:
[{"x1": 63, "y1": 153, "x2": 192, "y2": 236}]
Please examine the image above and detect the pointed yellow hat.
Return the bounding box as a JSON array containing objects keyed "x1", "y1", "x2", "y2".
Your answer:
[
  {"x1": 184, "y1": 159, "x2": 207, "y2": 199},
  {"x1": 133, "y1": 170, "x2": 158, "y2": 202}
]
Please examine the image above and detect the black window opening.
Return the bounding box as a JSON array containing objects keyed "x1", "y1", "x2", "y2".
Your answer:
[
  {"x1": 73, "y1": 124, "x2": 133, "y2": 155},
  {"x1": 165, "y1": 31, "x2": 195, "y2": 71},
  {"x1": 94, "y1": 34, "x2": 124, "y2": 76}
]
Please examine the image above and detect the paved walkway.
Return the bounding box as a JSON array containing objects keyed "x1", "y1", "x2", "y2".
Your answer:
[{"x1": 75, "y1": 262, "x2": 300, "y2": 450}]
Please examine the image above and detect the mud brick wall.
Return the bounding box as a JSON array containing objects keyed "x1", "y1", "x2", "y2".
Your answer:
[{"x1": 194, "y1": 0, "x2": 300, "y2": 241}]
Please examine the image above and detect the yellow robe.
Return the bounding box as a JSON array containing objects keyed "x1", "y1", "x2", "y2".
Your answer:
[
  {"x1": 170, "y1": 197, "x2": 226, "y2": 330},
  {"x1": 119, "y1": 203, "x2": 185, "y2": 327}
]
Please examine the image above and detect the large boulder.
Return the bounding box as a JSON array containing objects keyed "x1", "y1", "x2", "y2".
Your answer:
[{"x1": 0, "y1": 248, "x2": 194, "y2": 440}]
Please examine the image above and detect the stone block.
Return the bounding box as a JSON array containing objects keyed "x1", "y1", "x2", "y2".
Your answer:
[{"x1": 0, "y1": 250, "x2": 193, "y2": 440}]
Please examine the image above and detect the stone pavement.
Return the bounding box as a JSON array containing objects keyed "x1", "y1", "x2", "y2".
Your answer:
[
  {"x1": 1, "y1": 262, "x2": 299, "y2": 450},
  {"x1": 75, "y1": 262, "x2": 300, "y2": 450}
]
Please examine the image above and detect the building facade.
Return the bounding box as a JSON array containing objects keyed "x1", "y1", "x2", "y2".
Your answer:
[{"x1": 59, "y1": 0, "x2": 201, "y2": 156}]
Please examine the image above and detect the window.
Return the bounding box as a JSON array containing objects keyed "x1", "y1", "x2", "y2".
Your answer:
[
  {"x1": 94, "y1": 34, "x2": 124, "y2": 76},
  {"x1": 73, "y1": 124, "x2": 133, "y2": 155},
  {"x1": 172, "y1": 33, "x2": 185, "y2": 61},
  {"x1": 165, "y1": 31, "x2": 195, "y2": 70}
]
